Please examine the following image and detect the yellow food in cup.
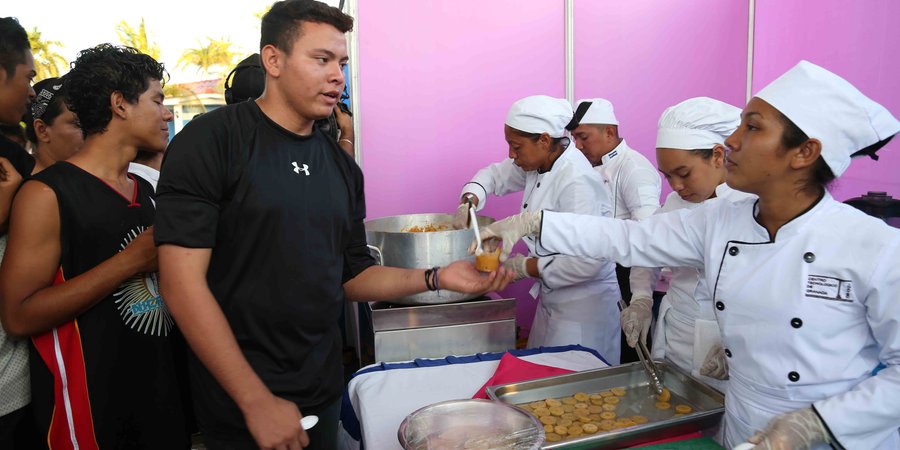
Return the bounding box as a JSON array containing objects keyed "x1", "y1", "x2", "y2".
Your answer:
[{"x1": 475, "y1": 245, "x2": 501, "y2": 272}]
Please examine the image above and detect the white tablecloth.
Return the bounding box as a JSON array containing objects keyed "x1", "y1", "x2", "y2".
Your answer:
[{"x1": 338, "y1": 345, "x2": 610, "y2": 450}]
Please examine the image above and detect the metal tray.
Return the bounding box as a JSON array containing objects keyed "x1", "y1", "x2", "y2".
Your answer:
[{"x1": 485, "y1": 361, "x2": 725, "y2": 449}]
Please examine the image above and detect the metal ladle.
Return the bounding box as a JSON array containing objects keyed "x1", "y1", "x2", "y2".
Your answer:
[{"x1": 467, "y1": 201, "x2": 483, "y2": 256}]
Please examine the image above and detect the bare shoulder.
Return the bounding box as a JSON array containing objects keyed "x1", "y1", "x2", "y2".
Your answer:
[{"x1": 9, "y1": 179, "x2": 60, "y2": 238}]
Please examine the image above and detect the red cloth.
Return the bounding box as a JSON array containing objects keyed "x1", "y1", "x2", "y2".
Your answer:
[
  {"x1": 632, "y1": 431, "x2": 704, "y2": 447},
  {"x1": 472, "y1": 352, "x2": 575, "y2": 399}
]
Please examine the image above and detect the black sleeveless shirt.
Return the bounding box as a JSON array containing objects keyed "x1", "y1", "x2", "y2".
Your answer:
[{"x1": 28, "y1": 161, "x2": 189, "y2": 449}]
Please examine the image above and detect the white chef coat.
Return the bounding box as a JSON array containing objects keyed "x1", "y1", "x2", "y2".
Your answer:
[
  {"x1": 462, "y1": 146, "x2": 622, "y2": 362},
  {"x1": 630, "y1": 183, "x2": 755, "y2": 392},
  {"x1": 593, "y1": 139, "x2": 661, "y2": 220},
  {"x1": 539, "y1": 191, "x2": 900, "y2": 449}
]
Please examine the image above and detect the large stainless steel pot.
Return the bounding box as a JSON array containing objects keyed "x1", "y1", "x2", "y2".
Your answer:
[{"x1": 365, "y1": 213, "x2": 494, "y2": 305}]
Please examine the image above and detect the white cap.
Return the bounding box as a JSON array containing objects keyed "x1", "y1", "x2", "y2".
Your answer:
[
  {"x1": 756, "y1": 60, "x2": 900, "y2": 177},
  {"x1": 656, "y1": 97, "x2": 741, "y2": 150},
  {"x1": 572, "y1": 98, "x2": 618, "y2": 126},
  {"x1": 505, "y1": 95, "x2": 573, "y2": 138}
]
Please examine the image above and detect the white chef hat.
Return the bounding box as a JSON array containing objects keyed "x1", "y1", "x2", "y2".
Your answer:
[
  {"x1": 756, "y1": 60, "x2": 900, "y2": 177},
  {"x1": 566, "y1": 98, "x2": 619, "y2": 130},
  {"x1": 505, "y1": 95, "x2": 573, "y2": 138},
  {"x1": 656, "y1": 97, "x2": 742, "y2": 150}
]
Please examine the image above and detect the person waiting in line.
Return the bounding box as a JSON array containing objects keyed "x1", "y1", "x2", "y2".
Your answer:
[
  {"x1": 129, "y1": 148, "x2": 163, "y2": 190},
  {"x1": 452, "y1": 95, "x2": 622, "y2": 363},
  {"x1": 0, "y1": 44, "x2": 191, "y2": 449},
  {"x1": 225, "y1": 52, "x2": 356, "y2": 157},
  {"x1": 622, "y1": 97, "x2": 754, "y2": 394},
  {"x1": 477, "y1": 60, "x2": 900, "y2": 449},
  {"x1": 0, "y1": 17, "x2": 36, "y2": 235},
  {"x1": 25, "y1": 76, "x2": 84, "y2": 174},
  {"x1": 154, "y1": 2, "x2": 514, "y2": 449},
  {"x1": 0, "y1": 16, "x2": 41, "y2": 450}
]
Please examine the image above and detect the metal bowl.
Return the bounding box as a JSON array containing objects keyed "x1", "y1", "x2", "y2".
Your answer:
[
  {"x1": 398, "y1": 399, "x2": 544, "y2": 450},
  {"x1": 366, "y1": 213, "x2": 495, "y2": 305}
]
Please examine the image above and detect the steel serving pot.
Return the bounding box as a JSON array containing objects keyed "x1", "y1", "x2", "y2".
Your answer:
[{"x1": 365, "y1": 213, "x2": 494, "y2": 305}]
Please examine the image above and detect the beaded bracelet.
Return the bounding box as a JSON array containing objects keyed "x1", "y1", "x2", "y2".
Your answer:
[{"x1": 424, "y1": 268, "x2": 436, "y2": 291}]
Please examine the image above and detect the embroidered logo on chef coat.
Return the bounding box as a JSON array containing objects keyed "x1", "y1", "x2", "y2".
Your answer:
[
  {"x1": 292, "y1": 162, "x2": 310, "y2": 176},
  {"x1": 805, "y1": 275, "x2": 854, "y2": 302}
]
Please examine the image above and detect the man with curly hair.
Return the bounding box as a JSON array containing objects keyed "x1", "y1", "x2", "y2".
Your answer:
[{"x1": 0, "y1": 44, "x2": 190, "y2": 449}]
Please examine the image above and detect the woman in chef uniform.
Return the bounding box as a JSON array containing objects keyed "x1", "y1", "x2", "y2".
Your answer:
[
  {"x1": 452, "y1": 95, "x2": 622, "y2": 363},
  {"x1": 623, "y1": 97, "x2": 754, "y2": 393},
  {"x1": 476, "y1": 61, "x2": 900, "y2": 449}
]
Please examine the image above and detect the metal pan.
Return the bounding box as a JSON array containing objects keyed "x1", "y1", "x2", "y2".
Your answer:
[{"x1": 485, "y1": 361, "x2": 724, "y2": 449}]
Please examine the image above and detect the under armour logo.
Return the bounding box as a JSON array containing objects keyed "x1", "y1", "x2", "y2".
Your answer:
[{"x1": 292, "y1": 162, "x2": 310, "y2": 176}]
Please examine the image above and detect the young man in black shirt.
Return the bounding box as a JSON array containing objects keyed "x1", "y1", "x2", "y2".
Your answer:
[
  {"x1": 0, "y1": 16, "x2": 40, "y2": 450},
  {"x1": 0, "y1": 17, "x2": 35, "y2": 234},
  {"x1": 154, "y1": 2, "x2": 513, "y2": 449}
]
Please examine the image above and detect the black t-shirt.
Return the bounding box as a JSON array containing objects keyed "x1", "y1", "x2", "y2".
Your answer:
[
  {"x1": 29, "y1": 162, "x2": 189, "y2": 449},
  {"x1": 155, "y1": 101, "x2": 374, "y2": 434},
  {"x1": 0, "y1": 134, "x2": 35, "y2": 179}
]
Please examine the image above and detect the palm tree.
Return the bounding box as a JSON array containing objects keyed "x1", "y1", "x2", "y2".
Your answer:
[
  {"x1": 254, "y1": 6, "x2": 271, "y2": 20},
  {"x1": 27, "y1": 27, "x2": 67, "y2": 81},
  {"x1": 115, "y1": 18, "x2": 161, "y2": 60},
  {"x1": 178, "y1": 38, "x2": 239, "y2": 79}
]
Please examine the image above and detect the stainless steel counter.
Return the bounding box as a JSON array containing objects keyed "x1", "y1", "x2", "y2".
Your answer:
[{"x1": 357, "y1": 297, "x2": 516, "y2": 365}]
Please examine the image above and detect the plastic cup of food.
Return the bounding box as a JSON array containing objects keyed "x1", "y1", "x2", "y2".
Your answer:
[{"x1": 475, "y1": 239, "x2": 501, "y2": 272}]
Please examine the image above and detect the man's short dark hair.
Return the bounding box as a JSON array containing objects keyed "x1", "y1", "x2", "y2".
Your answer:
[
  {"x1": 0, "y1": 17, "x2": 30, "y2": 80},
  {"x1": 65, "y1": 44, "x2": 167, "y2": 138},
  {"x1": 260, "y1": 0, "x2": 354, "y2": 54}
]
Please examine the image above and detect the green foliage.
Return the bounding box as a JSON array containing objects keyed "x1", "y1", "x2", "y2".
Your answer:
[
  {"x1": 178, "y1": 37, "x2": 239, "y2": 78},
  {"x1": 27, "y1": 27, "x2": 67, "y2": 81},
  {"x1": 115, "y1": 18, "x2": 161, "y2": 60}
]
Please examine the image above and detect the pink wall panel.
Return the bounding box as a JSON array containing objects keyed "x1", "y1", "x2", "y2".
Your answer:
[
  {"x1": 574, "y1": 0, "x2": 750, "y2": 199},
  {"x1": 358, "y1": 1, "x2": 564, "y2": 220},
  {"x1": 752, "y1": 0, "x2": 900, "y2": 201},
  {"x1": 356, "y1": 1, "x2": 566, "y2": 329}
]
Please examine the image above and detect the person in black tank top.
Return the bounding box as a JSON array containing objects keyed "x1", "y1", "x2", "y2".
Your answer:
[
  {"x1": 155, "y1": 3, "x2": 513, "y2": 450},
  {"x1": 0, "y1": 45, "x2": 190, "y2": 449}
]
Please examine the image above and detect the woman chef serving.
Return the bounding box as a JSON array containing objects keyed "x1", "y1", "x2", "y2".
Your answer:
[
  {"x1": 622, "y1": 97, "x2": 754, "y2": 393},
  {"x1": 476, "y1": 61, "x2": 900, "y2": 449},
  {"x1": 452, "y1": 95, "x2": 622, "y2": 363}
]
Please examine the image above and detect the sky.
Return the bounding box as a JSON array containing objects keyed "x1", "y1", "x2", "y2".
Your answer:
[{"x1": 6, "y1": 0, "x2": 342, "y2": 84}]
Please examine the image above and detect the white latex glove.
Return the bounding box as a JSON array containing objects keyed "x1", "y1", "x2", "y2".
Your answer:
[
  {"x1": 451, "y1": 202, "x2": 471, "y2": 230},
  {"x1": 748, "y1": 408, "x2": 830, "y2": 450},
  {"x1": 470, "y1": 211, "x2": 542, "y2": 261},
  {"x1": 699, "y1": 342, "x2": 729, "y2": 380},
  {"x1": 501, "y1": 254, "x2": 531, "y2": 281},
  {"x1": 620, "y1": 296, "x2": 653, "y2": 348}
]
